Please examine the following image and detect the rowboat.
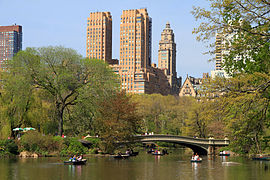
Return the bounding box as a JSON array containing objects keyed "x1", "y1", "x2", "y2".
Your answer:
[
  {"x1": 64, "y1": 159, "x2": 87, "y2": 165},
  {"x1": 191, "y1": 158, "x2": 202, "y2": 163},
  {"x1": 252, "y1": 157, "x2": 270, "y2": 161},
  {"x1": 219, "y1": 151, "x2": 230, "y2": 156},
  {"x1": 113, "y1": 154, "x2": 130, "y2": 159},
  {"x1": 129, "y1": 152, "x2": 139, "y2": 156}
]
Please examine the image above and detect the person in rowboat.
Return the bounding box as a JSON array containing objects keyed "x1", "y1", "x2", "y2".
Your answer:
[
  {"x1": 194, "y1": 153, "x2": 199, "y2": 160},
  {"x1": 72, "y1": 155, "x2": 77, "y2": 162},
  {"x1": 77, "y1": 155, "x2": 82, "y2": 161}
]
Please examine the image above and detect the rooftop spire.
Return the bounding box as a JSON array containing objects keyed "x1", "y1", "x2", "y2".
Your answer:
[{"x1": 166, "y1": 22, "x2": 170, "y2": 28}]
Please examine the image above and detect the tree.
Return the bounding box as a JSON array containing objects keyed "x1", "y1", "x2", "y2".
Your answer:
[
  {"x1": 95, "y1": 92, "x2": 141, "y2": 153},
  {"x1": 132, "y1": 94, "x2": 193, "y2": 135},
  {"x1": 0, "y1": 64, "x2": 48, "y2": 138},
  {"x1": 185, "y1": 99, "x2": 210, "y2": 138},
  {"x1": 204, "y1": 74, "x2": 270, "y2": 153},
  {"x1": 5, "y1": 46, "x2": 119, "y2": 136},
  {"x1": 192, "y1": 0, "x2": 270, "y2": 74},
  {"x1": 192, "y1": 0, "x2": 270, "y2": 154}
]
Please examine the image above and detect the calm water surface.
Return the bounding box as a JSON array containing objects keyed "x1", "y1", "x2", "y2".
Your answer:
[{"x1": 1, "y1": 149, "x2": 270, "y2": 180}]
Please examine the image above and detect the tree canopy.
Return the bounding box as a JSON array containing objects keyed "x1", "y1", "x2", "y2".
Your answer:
[
  {"x1": 192, "y1": 0, "x2": 270, "y2": 74},
  {"x1": 95, "y1": 92, "x2": 142, "y2": 153},
  {"x1": 0, "y1": 46, "x2": 119, "y2": 137}
]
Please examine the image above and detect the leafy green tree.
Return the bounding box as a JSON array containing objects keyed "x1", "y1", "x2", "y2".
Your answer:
[
  {"x1": 132, "y1": 94, "x2": 193, "y2": 135},
  {"x1": 2, "y1": 46, "x2": 119, "y2": 136},
  {"x1": 192, "y1": 0, "x2": 269, "y2": 74},
  {"x1": 186, "y1": 101, "x2": 207, "y2": 138},
  {"x1": 0, "y1": 64, "x2": 47, "y2": 138},
  {"x1": 205, "y1": 74, "x2": 270, "y2": 153}
]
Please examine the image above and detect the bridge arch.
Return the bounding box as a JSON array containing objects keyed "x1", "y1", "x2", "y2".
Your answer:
[
  {"x1": 135, "y1": 135, "x2": 229, "y2": 155},
  {"x1": 140, "y1": 138, "x2": 208, "y2": 155}
]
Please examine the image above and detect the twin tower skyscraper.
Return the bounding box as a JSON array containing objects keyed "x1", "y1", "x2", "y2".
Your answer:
[{"x1": 86, "y1": 9, "x2": 180, "y2": 95}]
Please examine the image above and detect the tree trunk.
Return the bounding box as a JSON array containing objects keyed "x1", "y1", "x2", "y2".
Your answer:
[
  {"x1": 57, "y1": 107, "x2": 64, "y2": 136},
  {"x1": 254, "y1": 133, "x2": 261, "y2": 154}
]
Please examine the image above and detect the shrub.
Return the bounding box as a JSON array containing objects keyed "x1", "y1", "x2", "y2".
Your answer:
[
  {"x1": 84, "y1": 137, "x2": 100, "y2": 148},
  {"x1": 60, "y1": 137, "x2": 87, "y2": 156},
  {"x1": 88, "y1": 148, "x2": 99, "y2": 154},
  {"x1": 16, "y1": 132, "x2": 88, "y2": 156},
  {"x1": 0, "y1": 139, "x2": 18, "y2": 156},
  {"x1": 19, "y1": 131, "x2": 63, "y2": 155}
]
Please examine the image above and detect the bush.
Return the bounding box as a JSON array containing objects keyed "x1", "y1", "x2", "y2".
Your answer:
[
  {"x1": 218, "y1": 147, "x2": 231, "y2": 152},
  {"x1": 16, "y1": 132, "x2": 88, "y2": 156},
  {"x1": 60, "y1": 137, "x2": 87, "y2": 156},
  {"x1": 0, "y1": 139, "x2": 18, "y2": 156},
  {"x1": 88, "y1": 148, "x2": 99, "y2": 154},
  {"x1": 19, "y1": 131, "x2": 63, "y2": 155},
  {"x1": 84, "y1": 137, "x2": 100, "y2": 148}
]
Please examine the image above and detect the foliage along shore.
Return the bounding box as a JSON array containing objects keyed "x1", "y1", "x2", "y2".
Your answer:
[
  {"x1": 0, "y1": 132, "x2": 90, "y2": 157},
  {"x1": 0, "y1": 131, "x2": 268, "y2": 158}
]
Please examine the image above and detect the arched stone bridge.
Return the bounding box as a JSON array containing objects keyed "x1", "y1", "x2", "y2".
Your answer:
[{"x1": 134, "y1": 135, "x2": 230, "y2": 155}]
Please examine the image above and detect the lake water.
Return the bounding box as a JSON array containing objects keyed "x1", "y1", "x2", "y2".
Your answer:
[{"x1": 1, "y1": 149, "x2": 270, "y2": 180}]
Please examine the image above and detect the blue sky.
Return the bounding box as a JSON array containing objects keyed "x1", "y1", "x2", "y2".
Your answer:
[{"x1": 0, "y1": 0, "x2": 214, "y2": 78}]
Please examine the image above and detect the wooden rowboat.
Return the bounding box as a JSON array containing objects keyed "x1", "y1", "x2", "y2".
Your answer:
[
  {"x1": 130, "y1": 151, "x2": 139, "y2": 156},
  {"x1": 191, "y1": 158, "x2": 202, "y2": 163},
  {"x1": 252, "y1": 157, "x2": 270, "y2": 161},
  {"x1": 113, "y1": 154, "x2": 130, "y2": 159},
  {"x1": 64, "y1": 159, "x2": 87, "y2": 165},
  {"x1": 219, "y1": 153, "x2": 230, "y2": 156},
  {"x1": 219, "y1": 151, "x2": 230, "y2": 156}
]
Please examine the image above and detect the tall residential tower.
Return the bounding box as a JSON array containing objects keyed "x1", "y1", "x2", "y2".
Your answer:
[
  {"x1": 215, "y1": 33, "x2": 223, "y2": 70},
  {"x1": 86, "y1": 12, "x2": 112, "y2": 62},
  {"x1": 119, "y1": 8, "x2": 152, "y2": 93},
  {"x1": 158, "y1": 22, "x2": 179, "y2": 93},
  {"x1": 210, "y1": 32, "x2": 230, "y2": 79},
  {"x1": 0, "y1": 25, "x2": 22, "y2": 70}
]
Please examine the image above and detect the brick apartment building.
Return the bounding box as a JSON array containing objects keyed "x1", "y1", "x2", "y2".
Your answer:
[{"x1": 0, "y1": 25, "x2": 22, "y2": 70}]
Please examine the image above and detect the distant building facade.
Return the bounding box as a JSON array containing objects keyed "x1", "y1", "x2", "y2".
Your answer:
[
  {"x1": 144, "y1": 64, "x2": 171, "y2": 95},
  {"x1": 0, "y1": 25, "x2": 22, "y2": 70},
  {"x1": 210, "y1": 69, "x2": 230, "y2": 79},
  {"x1": 213, "y1": 32, "x2": 234, "y2": 78},
  {"x1": 86, "y1": 9, "x2": 178, "y2": 95},
  {"x1": 158, "y1": 22, "x2": 180, "y2": 94},
  {"x1": 179, "y1": 73, "x2": 209, "y2": 97},
  {"x1": 215, "y1": 32, "x2": 223, "y2": 71},
  {"x1": 179, "y1": 76, "x2": 202, "y2": 97},
  {"x1": 86, "y1": 12, "x2": 112, "y2": 62}
]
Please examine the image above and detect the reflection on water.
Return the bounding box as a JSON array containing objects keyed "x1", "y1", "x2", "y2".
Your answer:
[
  {"x1": 220, "y1": 155, "x2": 229, "y2": 162},
  {"x1": 0, "y1": 150, "x2": 270, "y2": 180},
  {"x1": 191, "y1": 163, "x2": 201, "y2": 172},
  {"x1": 154, "y1": 154, "x2": 161, "y2": 163},
  {"x1": 67, "y1": 164, "x2": 83, "y2": 178}
]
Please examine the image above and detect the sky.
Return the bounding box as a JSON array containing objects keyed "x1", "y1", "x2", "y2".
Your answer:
[{"x1": 0, "y1": 0, "x2": 215, "y2": 78}]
